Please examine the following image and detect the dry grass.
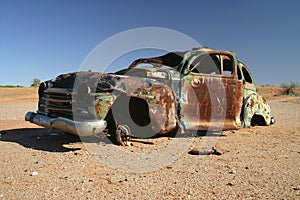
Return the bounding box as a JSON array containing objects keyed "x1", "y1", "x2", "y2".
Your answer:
[
  {"x1": 0, "y1": 88, "x2": 38, "y2": 103},
  {"x1": 257, "y1": 85, "x2": 300, "y2": 100}
]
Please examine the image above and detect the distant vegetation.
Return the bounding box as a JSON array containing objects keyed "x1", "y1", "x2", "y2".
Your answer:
[
  {"x1": 0, "y1": 78, "x2": 41, "y2": 88},
  {"x1": 0, "y1": 85, "x2": 23, "y2": 88},
  {"x1": 281, "y1": 82, "x2": 299, "y2": 95},
  {"x1": 31, "y1": 78, "x2": 41, "y2": 87}
]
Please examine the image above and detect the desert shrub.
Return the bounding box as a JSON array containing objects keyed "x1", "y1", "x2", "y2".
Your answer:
[
  {"x1": 281, "y1": 82, "x2": 298, "y2": 95},
  {"x1": 31, "y1": 78, "x2": 41, "y2": 87}
]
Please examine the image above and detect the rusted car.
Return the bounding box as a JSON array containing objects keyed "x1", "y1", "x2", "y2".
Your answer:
[{"x1": 25, "y1": 47, "x2": 274, "y2": 145}]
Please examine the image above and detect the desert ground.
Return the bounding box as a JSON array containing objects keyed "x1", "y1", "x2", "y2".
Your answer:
[{"x1": 0, "y1": 86, "x2": 299, "y2": 199}]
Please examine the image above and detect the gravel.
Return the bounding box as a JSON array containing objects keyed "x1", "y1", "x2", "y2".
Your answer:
[{"x1": 0, "y1": 89, "x2": 299, "y2": 199}]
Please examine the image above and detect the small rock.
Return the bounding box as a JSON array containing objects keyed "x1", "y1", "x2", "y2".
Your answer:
[
  {"x1": 188, "y1": 147, "x2": 222, "y2": 155},
  {"x1": 211, "y1": 147, "x2": 222, "y2": 155},
  {"x1": 188, "y1": 149, "x2": 203, "y2": 155},
  {"x1": 30, "y1": 171, "x2": 38, "y2": 176},
  {"x1": 229, "y1": 169, "x2": 236, "y2": 174}
]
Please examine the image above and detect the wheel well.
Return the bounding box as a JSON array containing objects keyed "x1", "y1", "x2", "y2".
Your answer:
[
  {"x1": 105, "y1": 94, "x2": 151, "y2": 134},
  {"x1": 128, "y1": 96, "x2": 151, "y2": 127},
  {"x1": 251, "y1": 114, "x2": 266, "y2": 126}
]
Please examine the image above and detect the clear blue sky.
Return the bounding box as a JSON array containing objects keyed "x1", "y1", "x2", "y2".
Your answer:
[{"x1": 0, "y1": 0, "x2": 299, "y2": 86}]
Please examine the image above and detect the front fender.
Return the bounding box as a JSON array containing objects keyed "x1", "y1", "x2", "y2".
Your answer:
[
  {"x1": 94, "y1": 75, "x2": 178, "y2": 135},
  {"x1": 131, "y1": 84, "x2": 178, "y2": 134}
]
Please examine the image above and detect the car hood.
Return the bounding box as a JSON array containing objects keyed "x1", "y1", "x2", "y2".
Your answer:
[{"x1": 44, "y1": 67, "x2": 179, "y2": 94}]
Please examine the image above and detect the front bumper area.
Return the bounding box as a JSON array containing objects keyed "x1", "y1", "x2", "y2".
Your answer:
[{"x1": 25, "y1": 112, "x2": 107, "y2": 137}]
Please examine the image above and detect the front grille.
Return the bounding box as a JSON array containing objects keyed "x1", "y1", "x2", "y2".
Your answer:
[{"x1": 39, "y1": 88, "x2": 75, "y2": 119}]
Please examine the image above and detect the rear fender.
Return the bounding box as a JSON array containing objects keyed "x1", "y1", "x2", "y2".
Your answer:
[{"x1": 242, "y1": 94, "x2": 272, "y2": 127}]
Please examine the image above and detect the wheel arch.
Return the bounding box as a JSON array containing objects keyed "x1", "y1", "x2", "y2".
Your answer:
[{"x1": 242, "y1": 93, "x2": 272, "y2": 127}]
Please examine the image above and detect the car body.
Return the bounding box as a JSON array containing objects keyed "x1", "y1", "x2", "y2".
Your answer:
[{"x1": 25, "y1": 47, "x2": 274, "y2": 145}]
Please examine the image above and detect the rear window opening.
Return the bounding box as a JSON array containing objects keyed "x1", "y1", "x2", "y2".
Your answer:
[
  {"x1": 242, "y1": 67, "x2": 253, "y2": 83},
  {"x1": 188, "y1": 53, "x2": 234, "y2": 76}
]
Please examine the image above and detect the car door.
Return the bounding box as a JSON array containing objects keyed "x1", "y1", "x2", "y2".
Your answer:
[{"x1": 179, "y1": 52, "x2": 243, "y2": 131}]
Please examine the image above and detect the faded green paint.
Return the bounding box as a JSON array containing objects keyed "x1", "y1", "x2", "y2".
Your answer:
[{"x1": 94, "y1": 94, "x2": 114, "y2": 120}]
